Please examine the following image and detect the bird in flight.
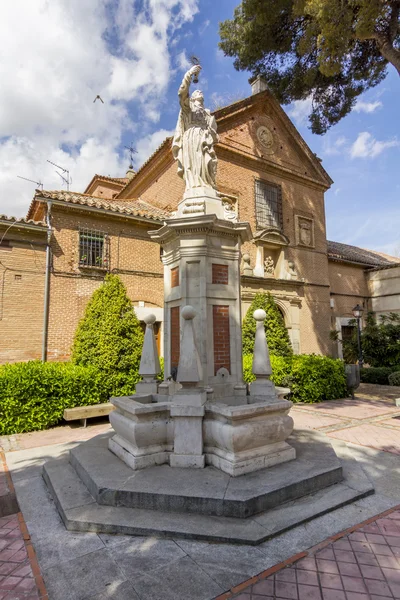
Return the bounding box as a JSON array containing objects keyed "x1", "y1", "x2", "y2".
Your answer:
[{"x1": 93, "y1": 95, "x2": 104, "y2": 104}]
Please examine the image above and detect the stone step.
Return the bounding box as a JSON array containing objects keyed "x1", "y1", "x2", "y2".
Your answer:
[
  {"x1": 42, "y1": 438, "x2": 374, "y2": 545},
  {"x1": 67, "y1": 430, "x2": 345, "y2": 519}
]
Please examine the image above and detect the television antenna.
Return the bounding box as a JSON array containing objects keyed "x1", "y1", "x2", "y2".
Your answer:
[
  {"x1": 47, "y1": 160, "x2": 72, "y2": 190},
  {"x1": 17, "y1": 175, "x2": 43, "y2": 190},
  {"x1": 124, "y1": 142, "x2": 137, "y2": 168}
]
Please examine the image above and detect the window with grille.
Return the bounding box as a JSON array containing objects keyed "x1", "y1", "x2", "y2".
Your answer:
[
  {"x1": 79, "y1": 228, "x2": 109, "y2": 269},
  {"x1": 255, "y1": 179, "x2": 282, "y2": 230}
]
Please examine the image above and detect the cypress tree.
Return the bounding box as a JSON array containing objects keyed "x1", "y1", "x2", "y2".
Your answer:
[
  {"x1": 242, "y1": 292, "x2": 293, "y2": 356},
  {"x1": 71, "y1": 274, "x2": 144, "y2": 376}
]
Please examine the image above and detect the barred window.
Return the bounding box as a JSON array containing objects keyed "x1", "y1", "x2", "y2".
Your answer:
[
  {"x1": 79, "y1": 228, "x2": 109, "y2": 269},
  {"x1": 255, "y1": 179, "x2": 282, "y2": 230}
]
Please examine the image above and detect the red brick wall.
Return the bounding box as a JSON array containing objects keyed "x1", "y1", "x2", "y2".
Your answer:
[
  {"x1": 170, "y1": 306, "x2": 180, "y2": 368},
  {"x1": 171, "y1": 267, "x2": 179, "y2": 288},
  {"x1": 212, "y1": 264, "x2": 229, "y2": 285},
  {"x1": 213, "y1": 305, "x2": 231, "y2": 374}
]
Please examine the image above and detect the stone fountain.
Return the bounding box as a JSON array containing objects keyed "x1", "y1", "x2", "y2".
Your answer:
[{"x1": 43, "y1": 64, "x2": 373, "y2": 544}]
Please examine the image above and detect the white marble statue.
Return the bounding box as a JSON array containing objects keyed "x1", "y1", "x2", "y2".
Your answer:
[{"x1": 172, "y1": 65, "x2": 218, "y2": 192}]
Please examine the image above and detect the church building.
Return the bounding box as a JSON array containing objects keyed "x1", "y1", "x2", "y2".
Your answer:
[{"x1": 1, "y1": 78, "x2": 398, "y2": 365}]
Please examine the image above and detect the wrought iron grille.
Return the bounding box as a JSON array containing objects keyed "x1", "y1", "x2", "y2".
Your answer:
[
  {"x1": 78, "y1": 228, "x2": 109, "y2": 269},
  {"x1": 255, "y1": 179, "x2": 282, "y2": 230}
]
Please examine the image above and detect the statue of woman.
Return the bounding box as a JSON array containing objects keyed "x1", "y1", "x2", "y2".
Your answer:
[{"x1": 172, "y1": 65, "x2": 218, "y2": 193}]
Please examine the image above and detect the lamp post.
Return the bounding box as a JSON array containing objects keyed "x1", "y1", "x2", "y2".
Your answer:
[{"x1": 352, "y1": 304, "x2": 364, "y2": 369}]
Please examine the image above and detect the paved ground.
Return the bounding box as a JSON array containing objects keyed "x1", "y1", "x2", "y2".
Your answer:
[{"x1": 0, "y1": 383, "x2": 399, "y2": 600}]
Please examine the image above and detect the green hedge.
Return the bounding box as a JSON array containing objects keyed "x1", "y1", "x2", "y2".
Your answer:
[
  {"x1": 0, "y1": 361, "x2": 133, "y2": 435},
  {"x1": 359, "y1": 366, "x2": 400, "y2": 385},
  {"x1": 388, "y1": 371, "x2": 400, "y2": 386},
  {"x1": 243, "y1": 354, "x2": 347, "y2": 403}
]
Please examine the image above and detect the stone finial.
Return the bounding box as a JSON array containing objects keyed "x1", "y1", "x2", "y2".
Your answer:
[
  {"x1": 249, "y1": 309, "x2": 277, "y2": 402},
  {"x1": 252, "y1": 310, "x2": 272, "y2": 377},
  {"x1": 177, "y1": 305, "x2": 203, "y2": 386},
  {"x1": 139, "y1": 313, "x2": 161, "y2": 382},
  {"x1": 242, "y1": 253, "x2": 253, "y2": 276}
]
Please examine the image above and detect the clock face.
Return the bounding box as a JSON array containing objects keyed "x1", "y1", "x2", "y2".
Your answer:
[{"x1": 256, "y1": 125, "x2": 274, "y2": 153}]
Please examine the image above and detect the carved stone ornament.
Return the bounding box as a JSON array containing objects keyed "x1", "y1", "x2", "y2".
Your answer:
[
  {"x1": 264, "y1": 256, "x2": 275, "y2": 277},
  {"x1": 223, "y1": 201, "x2": 237, "y2": 222},
  {"x1": 256, "y1": 125, "x2": 274, "y2": 153},
  {"x1": 299, "y1": 218, "x2": 312, "y2": 246},
  {"x1": 252, "y1": 116, "x2": 277, "y2": 155}
]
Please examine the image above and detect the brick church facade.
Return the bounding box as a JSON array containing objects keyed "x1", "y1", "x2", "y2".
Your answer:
[{"x1": 1, "y1": 81, "x2": 398, "y2": 365}]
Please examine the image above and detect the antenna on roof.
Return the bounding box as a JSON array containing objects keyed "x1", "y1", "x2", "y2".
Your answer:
[
  {"x1": 47, "y1": 160, "x2": 72, "y2": 191},
  {"x1": 124, "y1": 142, "x2": 137, "y2": 168},
  {"x1": 17, "y1": 175, "x2": 44, "y2": 190}
]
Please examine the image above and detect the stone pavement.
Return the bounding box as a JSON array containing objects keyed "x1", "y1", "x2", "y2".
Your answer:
[
  {"x1": 223, "y1": 506, "x2": 400, "y2": 600},
  {"x1": 0, "y1": 383, "x2": 399, "y2": 600}
]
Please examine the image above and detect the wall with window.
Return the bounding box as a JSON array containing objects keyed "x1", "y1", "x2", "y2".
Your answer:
[{"x1": 46, "y1": 206, "x2": 164, "y2": 361}]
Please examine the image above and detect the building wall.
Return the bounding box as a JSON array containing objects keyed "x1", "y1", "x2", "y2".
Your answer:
[
  {"x1": 368, "y1": 266, "x2": 400, "y2": 317},
  {"x1": 46, "y1": 207, "x2": 164, "y2": 361},
  {"x1": 0, "y1": 234, "x2": 46, "y2": 363}
]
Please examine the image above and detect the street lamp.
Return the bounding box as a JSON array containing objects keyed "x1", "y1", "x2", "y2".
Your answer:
[{"x1": 352, "y1": 304, "x2": 364, "y2": 369}]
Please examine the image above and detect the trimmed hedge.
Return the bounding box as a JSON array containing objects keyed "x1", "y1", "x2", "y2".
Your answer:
[
  {"x1": 243, "y1": 354, "x2": 347, "y2": 403},
  {"x1": 388, "y1": 371, "x2": 400, "y2": 386},
  {"x1": 0, "y1": 361, "x2": 127, "y2": 435},
  {"x1": 360, "y1": 366, "x2": 400, "y2": 385}
]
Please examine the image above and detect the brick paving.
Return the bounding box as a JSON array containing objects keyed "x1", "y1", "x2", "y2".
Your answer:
[
  {"x1": 0, "y1": 514, "x2": 43, "y2": 599},
  {"x1": 220, "y1": 507, "x2": 400, "y2": 600}
]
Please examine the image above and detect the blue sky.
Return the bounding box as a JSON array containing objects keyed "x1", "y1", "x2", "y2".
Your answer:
[{"x1": 0, "y1": 0, "x2": 399, "y2": 255}]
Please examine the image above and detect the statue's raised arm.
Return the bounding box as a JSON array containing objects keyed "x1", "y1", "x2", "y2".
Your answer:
[{"x1": 172, "y1": 65, "x2": 218, "y2": 193}]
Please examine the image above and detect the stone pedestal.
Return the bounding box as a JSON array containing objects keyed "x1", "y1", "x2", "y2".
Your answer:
[
  {"x1": 176, "y1": 186, "x2": 225, "y2": 220},
  {"x1": 149, "y1": 214, "x2": 251, "y2": 391}
]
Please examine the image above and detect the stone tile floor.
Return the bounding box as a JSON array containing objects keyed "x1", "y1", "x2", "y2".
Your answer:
[
  {"x1": 0, "y1": 382, "x2": 399, "y2": 600},
  {"x1": 225, "y1": 507, "x2": 400, "y2": 600}
]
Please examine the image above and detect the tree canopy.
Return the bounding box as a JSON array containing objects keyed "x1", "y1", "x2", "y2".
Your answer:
[{"x1": 219, "y1": 0, "x2": 399, "y2": 133}]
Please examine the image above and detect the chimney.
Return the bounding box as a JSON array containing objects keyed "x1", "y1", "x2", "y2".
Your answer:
[
  {"x1": 250, "y1": 76, "x2": 268, "y2": 95},
  {"x1": 126, "y1": 165, "x2": 135, "y2": 181}
]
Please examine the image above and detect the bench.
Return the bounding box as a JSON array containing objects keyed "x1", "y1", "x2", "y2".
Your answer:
[{"x1": 63, "y1": 402, "x2": 114, "y2": 427}]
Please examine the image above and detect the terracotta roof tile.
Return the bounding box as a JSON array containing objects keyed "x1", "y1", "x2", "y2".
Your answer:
[
  {"x1": 93, "y1": 174, "x2": 129, "y2": 185},
  {"x1": 0, "y1": 214, "x2": 47, "y2": 228},
  {"x1": 328, "y1": 240, "x2": 399, "y2": 267},
  {"x1": 34, "y1": 190, "x2": 169, "y2": 221}
]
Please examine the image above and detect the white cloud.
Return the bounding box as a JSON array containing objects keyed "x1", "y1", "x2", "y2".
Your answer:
[
  {"x1": 0, "y1": 0, "x2": 198, "y2": 217},
  {"x1": 199, "y1": 19, "x2": 210, "y2": 35},
  {"x1": 134, "y1": 129, "x2": 175, "y2": 169},
  {"x1": 354, "y1": 100, "x2": 383, "y2": 114},
  {"x1": 287, "y1": 97, "x2": 312, "y2": 127},
  {"x1": 323, "y1": 135, "x2": 348, "y2": 156},
  {"x1": 176, "y1": 50, "x2": 191, "y2": 72},
  {"x1": 350, "y1": 132, "x2": 399, "y2": 159}
]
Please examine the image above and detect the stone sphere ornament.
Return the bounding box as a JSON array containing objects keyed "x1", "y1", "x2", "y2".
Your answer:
[
  {"x1": 143, "y1": 313, "x2": 156, "y2": 325},
  {"x1": 253, "y1": 309, "x2": 267, "y2": 322},
  {"x1": 182, "y1": 305, "x2": 196, "y2": 320}
]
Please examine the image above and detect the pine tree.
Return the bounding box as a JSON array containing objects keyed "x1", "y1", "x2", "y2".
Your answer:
[
  {"x1": 242, "y1": 292, "x2": 293, "y2": 356},
  {"x1": 71, "y1": 274, "x2": 144, "y2": 376}
]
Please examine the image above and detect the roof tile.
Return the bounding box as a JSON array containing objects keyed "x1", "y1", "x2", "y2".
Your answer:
[
  {"x1": 327, "y1": 240, "x2": 399, "y2": 267},
  {"x1": 34, "y1": 190, "x2": 169, "y2": 221}
]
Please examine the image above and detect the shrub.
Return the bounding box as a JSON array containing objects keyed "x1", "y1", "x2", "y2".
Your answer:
[
  {"x1": 243, "y1": 354, "x2": 291, "y2": 386},
  {"x1": 242, "y1": 292, "x2": 293, "y2": 356},
  {"x1": 344, "y1": 312, "x2": 400, "y2": 368},
  {"x1": 388, "y1": 371, "x2": 400, "y2": 386},
  {"x1": 359, "y1": 366, "x2": 400, "y2": 385},
  {"x1": 71, "y1": 274, "x2": 143, "y2": 383},
  {"x1": 243, "y1": 354, "x2": 347, "y2": 403},
  {"x1": 290, "y1": 355, "x2": 347, "y2": 403},
  {"x1": 0, "y1": 361, "x2": 113, "y2": 435}
]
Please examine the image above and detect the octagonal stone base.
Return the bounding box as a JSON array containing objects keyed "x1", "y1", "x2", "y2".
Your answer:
[{"x1": 43, "y1": 430, "x2": 374, "y2": 545}]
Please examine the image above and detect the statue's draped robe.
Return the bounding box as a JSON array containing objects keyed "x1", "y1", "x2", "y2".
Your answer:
[{"x1": 172, "y1": 71, "x2": 218, "y2": 191}]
